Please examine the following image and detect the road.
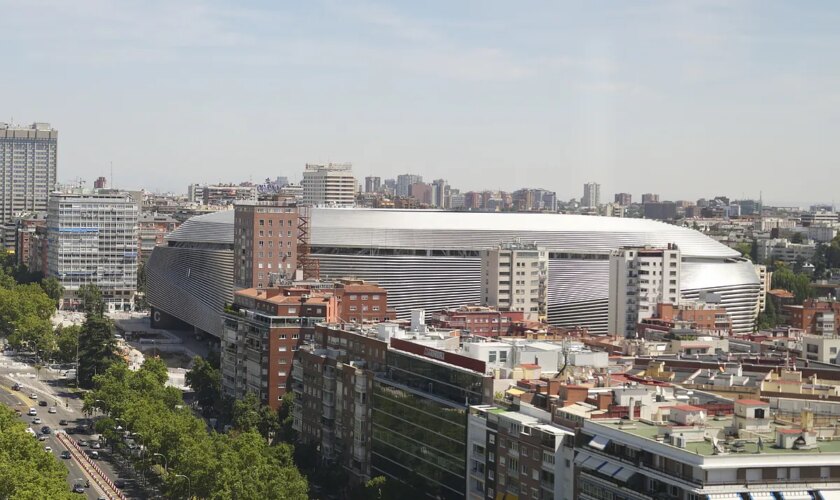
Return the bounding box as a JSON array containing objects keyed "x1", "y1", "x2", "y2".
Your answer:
[{"x1": 0, "y1": 350, "x2": 145, "y2": 499}]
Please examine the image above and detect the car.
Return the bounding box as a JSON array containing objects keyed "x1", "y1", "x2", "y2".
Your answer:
[
  {"x1": 32, "y1": 417, "x2": 41, "y2": 424},
  {"x1": 44, "y1": 446, "x2": 51, "y2": 452},
  {"x1": 89, "y1": 451, "x2": 99, "y2": 459},
  {"x1": 61, "y1": 450, "x2": 71, "y2": 459},
  {"x1": 38, "y1": 400, "x2": 47, "y2": 407},
  {"x1": 29, "y1": 393, "x2": 37, "y2": 400},
  {"x1": 59, "y1": 419, "x2": 68, "y2": 426},
  {"x1": 48, "y1": 406, "x2": 57, "y2": 413},
  {"x1": 72, "y1": 484, "x2": 85, "y2": 493},
  {"x1": 27, "y1": 408, "x2": 36, "y2": 416},
  {"x1": 11, "y1": 383, "x2": 20, "y2": 390},
  {"x1": 90, "y1": 441, "x2": 101, "y2": 449},
  {"x1": 77, "y1": 440, "x2": 88, "y2": 447},
  {"x1": 41, "y1": 426, "x2": 51, "y2": 434},
  {"x1": 114, "y1": 479, "x2": 126, "y2": 488},
  {"x1": 38, "y1": 434, "x2": 48, "y2": 441},
  {"x1": 14, "y1": 409, "x2": 21, "y2": 416}
]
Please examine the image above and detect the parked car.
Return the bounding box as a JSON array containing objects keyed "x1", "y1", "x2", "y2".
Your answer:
[
  {"x1": 77, "y1": 440, "x2": 88, "y2": 447},
  {"x1": 89, "y1": 451, "x2": 99, "y2": 459},
  {"x1": 90, "y1": 441, "x2": 101, "y2": 450}
]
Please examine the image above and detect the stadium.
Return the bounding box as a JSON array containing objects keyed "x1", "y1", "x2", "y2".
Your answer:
[{"x1": 146, "y1": 208, "x2": 761, "y2": 336}]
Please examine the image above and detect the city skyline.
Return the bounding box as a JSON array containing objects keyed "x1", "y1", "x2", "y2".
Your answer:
[{"x1": 3, "y1": 1, "x2": 840, "y2": 205}]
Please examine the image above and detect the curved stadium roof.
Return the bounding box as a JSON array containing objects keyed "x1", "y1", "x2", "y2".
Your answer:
[{"x1": 309, "y1": 209, "x2": 741, "y2": 258}]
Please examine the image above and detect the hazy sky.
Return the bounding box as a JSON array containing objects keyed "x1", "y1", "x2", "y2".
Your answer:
[{"x1": 2, "y1": 1, "x2": 839, "y2": 204}]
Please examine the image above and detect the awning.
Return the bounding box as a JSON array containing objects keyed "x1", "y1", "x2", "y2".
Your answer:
[
  {"x1": 777, "y1": 492, "x2": 813, "y2": 500},
  {"x1": 506, "y1": 388, "x2": 525, "y2": 396},
  {"x1": 598, "y1": 462, "x2": 621, "y2": 477},
  {"x1": 748, "y1": 493, "x2": 776, "y2": 500},
  {"x1": 613, "y1": 468, "x2": 636, "y2": 483},
  {"x1": 588, "y1": 435, "x2": 610, "y2": 451},
  {"x1": 817, "y1": 491, "x2": 840, "y2": 500}
]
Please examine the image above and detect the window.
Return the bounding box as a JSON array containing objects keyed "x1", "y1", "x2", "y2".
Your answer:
[
  {"x1": 349, "y1": 294, "x2": 358, "y2": 300},
  {"x1": 489, "y1": 351, "x2": 497, "y2": 363},
  {"x1": 499, "y1": 351, "x2": 507, "y2": 362},
  {"x1": 279, "y1": 334, "x2": 286, "y2": 340},
  {"x1": 372, "y1": 294, "x2": 380, "y2": 300},
  {"x1": 488, "y1": 434, "x2": 495, "y2": 445},
  {"x1": 288, "y1": 307, "x2": 296, "y2": 314}
]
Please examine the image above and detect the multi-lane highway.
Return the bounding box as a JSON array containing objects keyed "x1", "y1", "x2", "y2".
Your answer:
[{"x1": 0, "y1": 350, "x2": 142, "y2": 499}]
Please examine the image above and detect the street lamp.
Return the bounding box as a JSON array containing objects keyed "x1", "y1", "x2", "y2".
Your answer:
[
  {"x1": 152, "y1": 452, "x2": 168, "y2": 472},
  {"x1": 175, "y1": 474, "x2": 191, "y2": 499}
]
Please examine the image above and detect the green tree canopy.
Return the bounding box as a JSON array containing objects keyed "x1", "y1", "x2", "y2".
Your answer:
[
  {"x1": 185, "y1": 355, "x2": 221, "y2": 415},
  {"x1": 0, "y1": 406, "x2": 76, "y2": 500},
  {"x1": 772, "y1": 264, "x2": 815, "y2": 303}
]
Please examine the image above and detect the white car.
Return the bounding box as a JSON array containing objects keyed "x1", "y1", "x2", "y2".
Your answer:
[
  {"x1": 32, "y1": 417, "x2": 42, "y2": 424},
  {"x1": 29, "y1": 393, "x2": 37, "y2": 400},
  {"x1": 27, "y1": 408, "x2": 37, "y2": 416},
  {"x1": 44, "y1": 446, "x2": 51, "y2": 452},
  {"x1": 48, "y1": 407, "x2": 57, "y2": 414}
]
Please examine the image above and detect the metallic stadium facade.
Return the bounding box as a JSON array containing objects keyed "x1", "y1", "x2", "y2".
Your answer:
[{"x1": 146, "y1": 208, "x2": 761, "y2": 336}]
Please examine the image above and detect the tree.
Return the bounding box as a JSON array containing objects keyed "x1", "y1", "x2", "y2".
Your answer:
[
  {"x1": 277, "y1": 391, "x2": 296, "y2": 443},
  {"x1": 733, "y1": 242, "x2": 752, "y2": 260},
  {"x1": 756, "y1": 294, "x2": 778, "y2": 330},
  {"x1": 77, "y1": 283, "x2": 106, "y2": 317},
  {"x1": 772, "y1": 264, "x2": 814, "y2": 304},
  {"x1": 232, "y1": 392, "x2": 262, "y2": 433},
  {"x1": 185, "y1": 355, "x2": 221, "y2": 415},
  {"x1": 0, "y1": 406, "x2": 76, "y2": 500},
  {"x1": 78, "y1": 312, "x2": 121, "y2": 388},
  {"x1": 0, "y1": 283, "x2": 56, "y2": 355},
  {"x1": 54, "y1": 325, "x2": 81, "y2": 364},
  {"x1": 40, "y1": 276, "x2": 64, "y2": 307}
]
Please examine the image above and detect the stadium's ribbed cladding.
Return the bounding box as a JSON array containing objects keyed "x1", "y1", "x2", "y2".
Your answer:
[
  {"x1": 145, "y1": 211, "x2": 234, "y2": 337},
  {"x1": 310, "y1": 209, "x2": 761, "y2": 334},
  {"x1": 146, "y1": 208, "x2": 761, "y2": 337}
]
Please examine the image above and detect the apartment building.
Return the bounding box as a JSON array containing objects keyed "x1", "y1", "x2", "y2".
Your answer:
[
  {"x1": 614, "y1": 193, "x2": 632, "y2": 206},
  {"x1": 396, "y1": 174, "x2": 423, "y2": 197},
  {"x1": 428, "y1": 306, "x2": 525, "y2": 337},
  {"x1": 481, "y1": 240, "x2": 548, "y2": 322},
  {"x1": 364, "y1": 176, "x2": 381, "y2": 193},
  {"x1": 221, "y1": 285, "x2": 338, "y2": 408},
  {"x1": 608, "y1": 245, "x2": 681, "y2": 337},
  {"x1": 233, "y1": 201, "x2": 299, "y2": 289},
  {"x1": 639, "y1": 301, "x2": 732, "y2": 336},
  {"x1": 582, "y1": 183, "x2": 600, "y2": 208},
  {"x1": 292, "y1": 320, "x2": 493, "y2": 499},
  {"x1": 784, "y1": 299, "x2": 840, "y2": 336},
  {"x1": 758, "y1": 239, "x2": 817, "y2": 265},
  {"x1": 301, "y1": 163, "x2": 356, "y2": 207},
  {"x1": 14, "y1": 216, "x2": 45, "y2": 267},
  {"x1": 137, "y1": 213, "x2": 178, "y2": 263},
  {"x1": 0, "y1": 123, "x2": 58, "y2": 225},
  {"x1": 576, "y1": 399, "x2": 840, "y2": 499},
  {"x1": 47, "y1": 191, "x2": 139, "y2": 310},
  {"x1": 202, "y1": 184, "x2": 257, "y2": 206},
  {"x1": 467, "y1": 404, "x2": 575, "y2": 500}
]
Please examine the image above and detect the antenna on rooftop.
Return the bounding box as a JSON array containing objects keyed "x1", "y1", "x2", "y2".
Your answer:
[{"x1": 110, "y1": 161, "x2": 114, "y2": 189}]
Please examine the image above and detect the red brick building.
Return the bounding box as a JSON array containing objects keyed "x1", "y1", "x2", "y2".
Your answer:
[
  {"x1": 638, "y1": 302, "x2": 732, "y2": 336},
  {"x1": 429, "y1": 305, "x2": 524, "y2": 336},
  {"x1": 333, "y1": 280, "x2": 396, "y2": 323},
  {"x1": 784, "y1": 299, "x2": 840, "y2": 335},
  {"x1": 233, "y1": 200, "x2": 299, "y2": 289},
  {"x1": 15, "y1": 217, "x2": 45, "y2": 268}
]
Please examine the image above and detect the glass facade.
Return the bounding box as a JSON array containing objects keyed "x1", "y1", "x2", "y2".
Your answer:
[{"x1": 371, "y1": 351, "x2": 487, "y2": 499}]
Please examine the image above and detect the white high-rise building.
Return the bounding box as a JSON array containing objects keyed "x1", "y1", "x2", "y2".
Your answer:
[
  {"x1": 582, "y1": 182, "x2": 600, "y2": 208},
  {"x1": 481, "y1": 240, "x2": 548, "y2": 322},
  {"x1": 47, "y1": 190, "x2": 139, "y2": 311},
  {"x1": 608, "y1": 245, "x2": 681, "y2": 337},
  {"x1": 301, "y1": 163, "x2": 356, "y2": 207},
  {"x1": 0, "y1": 123, "x2": 58, "y2": 224}
]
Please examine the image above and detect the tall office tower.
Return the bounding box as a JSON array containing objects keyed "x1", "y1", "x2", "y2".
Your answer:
[
  {"x1": 614, "y1": 192, "x2": 632, "y2": 206},
  {"x1": 582, "y1": 182, "x2": 600, "y2": 208},
  {"x1": 47, "y1": 191, "x2": 139, "y2": 311},
  {"x1": 396, "y1": 173, "x2": 423, "y2": 197},
  {"x1": 364, "y1": 176, "x2": 381, "y2": 193},
  {"x1": 432, "y1": 178, "x2": 449, "y2": 208},
  {"x1": 0, "y1": 123, "x2": 58, "y2": 224},
  {"x1": 481, "y1": 240, "x2": 548, "y2": 322},
  {"x1": 641, "y1": 193, "x2": 660, "y2": 204},
  {"x1": 608, "y1": 244, "x2": 681, "y2": 337},
  {"x1": 233, "y1": 201, "x2": 299, "y2": 289},
  {"x1": 301, "y1": 163, "x2": 356, "y2": 207}
]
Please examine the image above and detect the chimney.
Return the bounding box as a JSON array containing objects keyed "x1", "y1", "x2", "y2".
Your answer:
[
  {"x1": 597, "y1": 393, "x2": 612, "y2": 411},
  {"x1": 628, "y1": 397, "x2": 636, "y2": 421}
]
